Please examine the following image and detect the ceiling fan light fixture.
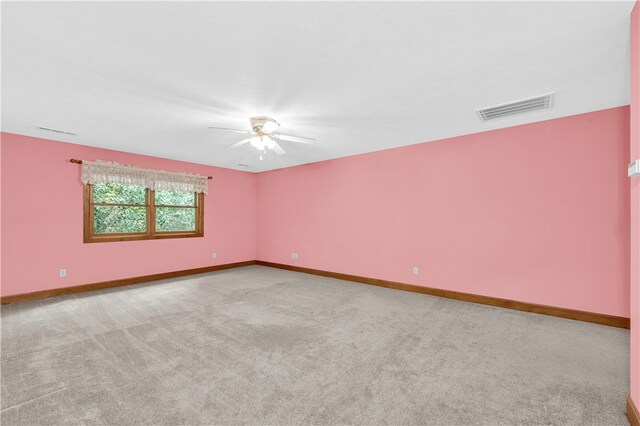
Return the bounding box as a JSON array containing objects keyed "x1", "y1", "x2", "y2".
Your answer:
[
  {"x1": 266, "y1": 137, "x2": 276, "y2": 149},
  {"x1": 210, "y1": 116, "x2": 314, "y2": 156},
  {"x1": 250, "y1": 136, "x2": 265, "y2": 150}
]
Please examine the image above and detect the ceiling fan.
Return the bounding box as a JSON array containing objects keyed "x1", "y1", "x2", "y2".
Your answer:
[{"x1": 209, "y1": 116, "x2": 315, "y2": 160}]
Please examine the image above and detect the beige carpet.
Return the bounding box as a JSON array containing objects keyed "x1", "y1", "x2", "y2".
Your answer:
[{"x1": 1, "y1": 265, "x2": 630, "y2": 425}]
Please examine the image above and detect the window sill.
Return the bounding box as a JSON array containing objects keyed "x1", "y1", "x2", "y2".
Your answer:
[{"x1": 84, "y1": 232, "x2": 204, "y2": 243}]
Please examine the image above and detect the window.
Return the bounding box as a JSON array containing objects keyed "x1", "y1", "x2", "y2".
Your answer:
[{"x1": 84, "y1": 183, "x2": 204, "y2": 243}]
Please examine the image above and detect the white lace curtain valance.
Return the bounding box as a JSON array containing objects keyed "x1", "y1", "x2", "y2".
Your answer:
[{"x1": 81, "y1": 160, "x2": 209, "y2": 194}]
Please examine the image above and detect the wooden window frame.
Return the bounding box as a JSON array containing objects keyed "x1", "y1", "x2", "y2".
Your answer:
[{"x1": 83, "y1": 184, "x2": 204, "y2": 243}]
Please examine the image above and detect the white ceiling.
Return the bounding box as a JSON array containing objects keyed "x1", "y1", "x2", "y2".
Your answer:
[{"x1": 1, "y1": 1, "x2": 635, "y2": 172}]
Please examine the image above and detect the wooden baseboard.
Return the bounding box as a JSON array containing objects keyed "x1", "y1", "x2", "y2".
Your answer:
[
  {"x1": 2, "y1": 259, "x2": 630, "y2": 329},
  {"x1": 256, "y1": 261, "x2": 630, "y2": 329},
  {"x1": 629, "y1": 396, "x2": 640, "y2": 426},
  {"x1": 0, "y1": 260, "x2": 256, "y2": 305}
]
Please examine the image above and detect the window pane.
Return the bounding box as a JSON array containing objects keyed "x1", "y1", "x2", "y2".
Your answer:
[
  {"x1": 156, "y1": 207, "x2": 196, "y2": 232},
  {"x1": 93, "y1": 183, "x2": 146, "y2": 205},
  {"x1": 155, "y1": 190, "x2": 195, "y2": 206},
  {"x1": 94, "y1": 206, "x2": 147, "y2": 234}
]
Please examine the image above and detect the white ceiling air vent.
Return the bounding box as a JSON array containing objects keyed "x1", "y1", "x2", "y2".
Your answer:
[
  {"x1": 38, "y1": 126, "x2": 77, "y2": 135},
  {"x1": 476, "y1": 92, "x2": 554, "y2": 122}
]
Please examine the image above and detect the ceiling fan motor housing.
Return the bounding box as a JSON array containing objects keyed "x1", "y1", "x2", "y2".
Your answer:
[{"x1": 250, "y1": 116, "x2": 279, "y2": 133}]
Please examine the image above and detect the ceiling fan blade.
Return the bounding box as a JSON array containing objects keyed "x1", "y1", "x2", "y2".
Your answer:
[
  {"x1": 270, "y1": 140, "x2": 286, "y2": 155},
  {"x1": 208, "y1": 126, "x2": 251, "y2": 134},
  {"x1": 225, "y1": 138, "x2": 251, "y2": 149},
  {"x1": 274, "y1": 133, "x2": 315, "y2": 144}
]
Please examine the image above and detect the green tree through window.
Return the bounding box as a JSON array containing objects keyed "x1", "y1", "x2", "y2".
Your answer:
[
  {"x1": 93, "y1": 183, "x2": 147, "y2": 234},
  {"x1": 155, "y1": 189, "x2": 196, "y2": 232},
  {"x1": 85, "y1": 183, "x2": 203, "y2": 242}
]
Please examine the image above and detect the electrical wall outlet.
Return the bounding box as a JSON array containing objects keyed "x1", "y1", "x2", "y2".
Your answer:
[
  {"x1": 211, "y1": 252, "x2": 217, "y2": 259},
  {"x1": 291, "y1": 252, "x2": 299, "y2": 259},
  {"x1": 59, "y1": 268, "x2": 67, "y2": 278},
  {"x1": 412, "y1": 266, "x2": 419, "y2": 275}
]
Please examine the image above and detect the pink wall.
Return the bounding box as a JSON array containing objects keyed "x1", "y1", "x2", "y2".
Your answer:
[
  {"x1": 0, "y1": 132, "x2": 257, "y2": 297},
  {"x1": 0, "y1": 132, "x2": 3, "y2": 298},
  {"x1": 1, "y1": 108, "x2": 632, "y2": 320},
  {"x1": 630, "y1": 0, "x2": 640, "y2": 409},
  {"x1": 257, "y1": 107, "x2": 631, "y2": 318}
]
